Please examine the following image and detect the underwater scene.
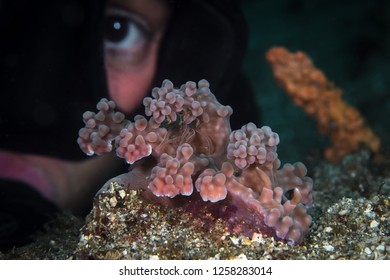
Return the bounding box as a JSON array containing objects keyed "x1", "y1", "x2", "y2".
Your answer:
[{"x1": 0, "y1": 0, "x2": 389, "y2": 260}]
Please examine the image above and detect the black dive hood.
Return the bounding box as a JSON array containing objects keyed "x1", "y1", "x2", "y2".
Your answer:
[{"x1": 0, "y1": 0, "x2": 258, "y2": 160}]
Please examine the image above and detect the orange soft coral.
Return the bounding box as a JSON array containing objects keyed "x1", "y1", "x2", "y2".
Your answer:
[{"x1": 266, "y1": 47, "x2": 380, "y2": 163}]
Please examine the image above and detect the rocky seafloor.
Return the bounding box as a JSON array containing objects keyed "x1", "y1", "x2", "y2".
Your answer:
[{"x1": 1, "y1": 148, "x2": 389, "y2": 260}]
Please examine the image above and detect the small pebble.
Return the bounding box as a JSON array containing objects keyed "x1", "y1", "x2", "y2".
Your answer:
[
  {"x1": 338, "y1": 209, "x2": 349, "y2": 215},
  {"x1": 364, "y1": 247, "x2": 372, "y2": 255},
  {"x1": 109, "y1": 197, "x2": 117, "y2": 207},
  {"x1": 324, "y1": 227, "x2": 333, "y2": 233},
  {"x1": 118, "y1": 189, "x2": 126, "y2": 199},
  {"x1": 234, "y1": 253, "x2": 248, "y2": 260},
  {"x1": 323, "y1": 245, "x2": 335, "y2": 252},
  {"x1": 370, "y1": 220, "x2": 379, "y2": 228}
]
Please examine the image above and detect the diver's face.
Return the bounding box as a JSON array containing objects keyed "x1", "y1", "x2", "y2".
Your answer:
[{"x1": 103, "y1": 0, "x2": 170, "y2": 113}]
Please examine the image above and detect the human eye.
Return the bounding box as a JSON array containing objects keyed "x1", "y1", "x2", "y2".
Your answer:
[{"x1": 104, "y1": 6, "x2": 152, "y2": 69}]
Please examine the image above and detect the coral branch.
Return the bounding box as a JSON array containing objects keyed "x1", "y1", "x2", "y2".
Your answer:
[
  {"x1": 149, "y1": 144, "x2": 196, "y2": 197},
  {"x1": 77, "y1": 98, "x2": 129, "y2": 155},
  {"x1": 195, "y1": 168, "x2": 228, "y2": 202},
  {"x1": 277, "y1": 162, "x2": 314, "y2": 206},
  {"x1": 227, "y1": 123, "x2": 280, "y2": 170},
  {"x1": 115, "y1": 115, "x2": 167, "y2": 164},
  {"x1": 266, "y1": 46, "x2": 381, "y2": 162}
]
